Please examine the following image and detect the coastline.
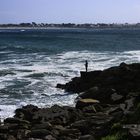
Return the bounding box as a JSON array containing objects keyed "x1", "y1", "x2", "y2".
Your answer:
[
  {"x1": 0, "y1": 27, "x2": 88, "y2": 30},
  {"x1": 1, "y1": 26, "x2": 140, "y2": 30},
  {"x1": 1, "y1": 62, "x2": 140, "y2": 140}
]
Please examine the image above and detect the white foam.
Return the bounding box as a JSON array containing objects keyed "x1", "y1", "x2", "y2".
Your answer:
[
  {"x1": 1, "y1": 50, "x2": 140, "y2": 119},
  {"x1": 0, "y1": 105, "x2": 17, "y2": 120}
]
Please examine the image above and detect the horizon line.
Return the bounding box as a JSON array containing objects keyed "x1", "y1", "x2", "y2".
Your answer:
[{"x1": 1, "y1": 22, "x2": 140, "y2": 25}]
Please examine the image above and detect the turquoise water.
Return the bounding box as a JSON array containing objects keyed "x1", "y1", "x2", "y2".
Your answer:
[{"x1": 0, "y1": 28, "x2": 140, "y2": 119}]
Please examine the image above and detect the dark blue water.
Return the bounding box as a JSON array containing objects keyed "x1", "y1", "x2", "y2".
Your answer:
[
  {"x1": 0, "y1": 28, "x2": 140, "y2": 119},
  {"x1": 1, "y1": 28, "x2": 140, "y2": 54}
]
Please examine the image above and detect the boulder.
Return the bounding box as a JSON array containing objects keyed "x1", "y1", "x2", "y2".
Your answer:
[
  {"x1": 79, "y1": 134, "x2": 95, "y2": 140},
  {"x1": 7, "y1": 135, "x2": 16, "y2": 140},
  {"x1": 71, "y1": 120, "x2": 89, "y2": 134},
  {"x1": 44, "y1": 135, "x2": 56, "y2": 140},
  {"x1": 4, "y1": 118, "x2": 30, "y2": 125},
  {"x1": 56, "y1": 84, "x2": 65, "y2": 89},
  {"x1": 15, "y1": 104, "x2": 39, "y2": 122},
  {"x1": 82, "y1": 104, "x2": 103, "y2": 114},
  {"x1": 111, "y1": 93, "x2": 124, "y2": 103},
  {"x1": 123, "y1": 124, "x2": 140, "y2": 140},
  {"x1": 59, "y1": 128, "x2": 81, "y2": 137},
  {"x1": 28, "y1": 129, "x2": 51, "y2": 138},
  {"x1": 32, "y1": 122, "x2": 52, "y2": 130},
  {"x1": 76, "y1": 98, "x2": 100, "y2": 109},
  {"x1": 79, "y1": 87, "x2": 119, "y2": 104}
]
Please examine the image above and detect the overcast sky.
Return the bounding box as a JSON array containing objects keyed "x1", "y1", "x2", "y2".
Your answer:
[{"x1": 0, "y1": 0, "x2": 140, "y2": 24}]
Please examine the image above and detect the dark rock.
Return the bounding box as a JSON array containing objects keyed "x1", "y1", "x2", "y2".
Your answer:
[
  {"x1": 57, "y1": 63, "x2": 140, "y2": 97},
  {"x1": 71, "y1": 120, "x2": 89, "y2": 134},
  {"x1": 44, "y1": 135, "x2": 56, "y2": 140},
  {"x1": 80, "y1": 71, "x2": 102, "y2": 80},
  {"x1": 123, "y1": 124, "x2": 140, "y2": 140},
  {"x1": 82, "y1": 104, "x2": 103, "y2": 114},
  {"x1": 28, "y1": 138, "x2": 43, "y2": 140},
  {"x1": 32, "y1": 122, "x2": 52, "y2": 130},
  {"x1": 28, "y1": 129, "x2": 51, "y2": 138},
  {"x1": 15, "y1": 104, "x2": 39, "y2": 122},
  {"x1": 2, "y1": 63, "x2": 140, "y2": 140},
  {"x1": 0, "y1": 134, "x2": 7, "y2": 140},
  {"x1": 25, "y1": 73, "x2": 46, "y2": 78},
  {"x1": 79, "y1": 87, "x2": 117, "y2": 104},
  {"x1": 32, "y1": 105, "x2": 71, "y2": 124},
  {"x1": 78, "y1": 86, "x2": 99, "y2": 98},
  {"x1": 53, "y1": 125, "x2": 65, "y2": 131},
  {"x1": 59, "y1": 128, "x2": 80, "y2": 136},
  {"x1": 88, "y1": 114, "x2": 113, "y2": 126},
  {"x1": 56, "y1": 84, "x2": 65, "y2": 89},
  {"x1": 4, "y1": 117, "x2": 30, "y2": 125},
  {"x1": 111, "y1": 92, "x2": 124, "y2": 103},
  {"x1": 16, "y1": 129, "x2": 31, "y2": 140},
  {"x1": 7, "y1": 135, "x2": 16, "y2": 140},
  {"x1": 79, "y1": 134, "x2": 95, "y2": 140},
  {"x1": 0, "y1": 125, "x2": 9, "y2": 133}
]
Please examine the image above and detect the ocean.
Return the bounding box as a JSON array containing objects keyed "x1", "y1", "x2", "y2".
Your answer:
[{"x1": 0, "y1": 28, "x2": 140, "y2": 119}]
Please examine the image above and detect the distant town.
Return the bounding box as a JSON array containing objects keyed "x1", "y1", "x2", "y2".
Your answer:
[{"x1": 1, "y1": 22, "x2": 140, "y2": 29}]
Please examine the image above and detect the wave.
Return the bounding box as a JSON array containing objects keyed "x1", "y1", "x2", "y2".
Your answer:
[{"x1": 1, "y1": 29, "x2": 140, "y2": 119}]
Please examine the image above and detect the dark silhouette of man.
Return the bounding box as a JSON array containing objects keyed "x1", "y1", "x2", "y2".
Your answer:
[{"x1": 85, "y1": 60, "x2": 88, "y2": 72}]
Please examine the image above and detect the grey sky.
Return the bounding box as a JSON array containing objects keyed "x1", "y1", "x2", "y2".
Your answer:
[{"x1": 0, "y1": 0, "x2": 140, "y2": 24}]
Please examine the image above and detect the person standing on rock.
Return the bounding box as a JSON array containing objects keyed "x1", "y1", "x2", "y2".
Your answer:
[{"x1": 85, "y1": 60, "x2": 88, "y2": 72}]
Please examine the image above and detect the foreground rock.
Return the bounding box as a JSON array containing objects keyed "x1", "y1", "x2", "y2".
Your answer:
[
  {"x1": 0, "y1": 104, "x2": 115, "y2": 140},
  {"x1": 1, "y1": 63, "x2": 140, "y2": 140}
]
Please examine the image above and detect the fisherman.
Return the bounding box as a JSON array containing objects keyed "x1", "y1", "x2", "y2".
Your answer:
[{"x1": 85, "y1": 60, "x2": 88, "y2": 72}]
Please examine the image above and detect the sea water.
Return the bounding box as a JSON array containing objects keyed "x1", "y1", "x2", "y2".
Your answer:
[{"x1": 0, "y1": 28, "x2": 140, "y2": 119}]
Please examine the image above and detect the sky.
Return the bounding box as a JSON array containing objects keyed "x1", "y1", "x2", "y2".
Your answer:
[{"x1": 0, "y1": 0, "x2": 140, "y2": 24}]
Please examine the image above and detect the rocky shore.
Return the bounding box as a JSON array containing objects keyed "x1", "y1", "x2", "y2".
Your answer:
[{"x1": 1, "y1": 62, "x2": 140, "y2": 140}]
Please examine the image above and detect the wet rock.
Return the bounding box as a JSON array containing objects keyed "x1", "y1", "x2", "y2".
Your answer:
[
  {"x1": 25, "y1": 73, "x2": 46, "y2": 79},
  {"x1": 56, "y1": 84, "x2": 65, "y2": 89},
  {"x1": 15, "y1": 104, "x2": 39, "y2": 122}
]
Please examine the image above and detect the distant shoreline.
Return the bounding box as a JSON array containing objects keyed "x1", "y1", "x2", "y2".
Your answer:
[
  {"x1": 0, "y1": 27, "x2": 80, "y2": 30},
  {"x1": 1, "y1": 26, "x2": 140, "y2": 30}
]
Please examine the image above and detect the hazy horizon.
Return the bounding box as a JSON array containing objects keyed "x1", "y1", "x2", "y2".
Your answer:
[{"x1": 0, "y1": 0, "x2": 140, "y2": 24}]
